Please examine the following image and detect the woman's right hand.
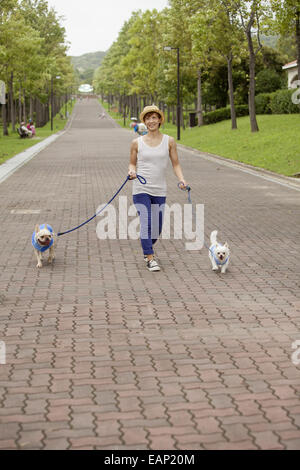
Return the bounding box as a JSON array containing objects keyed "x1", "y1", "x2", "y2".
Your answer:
[{"x1": 128, "y1": 169, "x2": 137, "y2": 179}]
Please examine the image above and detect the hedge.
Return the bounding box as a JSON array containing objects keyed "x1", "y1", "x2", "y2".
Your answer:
[
  {"x1": 204, "y1": 90, "x2": 299, "y2": 126},
  {"x1": 255, "y1": 93, "x2": 273, "y2": 114},
  {"x1": 255, "y1": 89, "x2": 300, "y2": 115},
  {"x1": 199, "y1": 89, "x2": 299, "y2": 126},
  {"x1": 203, "y1": 105, "x2": 249, "y2": 124},
  {"x1": 269, "y1": 89, "x2": 300, "y2": 114}
]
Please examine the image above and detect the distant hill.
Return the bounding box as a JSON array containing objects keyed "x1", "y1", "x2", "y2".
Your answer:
[
  {"x1": 70, "y1": 50, "x2": 106, "y2": 85},
  {"x1": 260, "y1": 34, "x2": 279, "y2": 49},
  {"x1": 70, "y1": 51, "x2": 106, "y2": 72},
  {"x1": 259, "y1": 34, "x2": 295, "y2": 62}
]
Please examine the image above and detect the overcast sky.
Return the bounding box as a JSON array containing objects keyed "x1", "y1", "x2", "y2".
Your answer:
[{"x1": 47, "y1": 0, "x2": 169, "y2": 57}]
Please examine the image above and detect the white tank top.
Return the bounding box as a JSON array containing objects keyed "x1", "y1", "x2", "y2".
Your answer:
[{"x1": 132, "y1": 134, "x2": 170, "y2": 197}]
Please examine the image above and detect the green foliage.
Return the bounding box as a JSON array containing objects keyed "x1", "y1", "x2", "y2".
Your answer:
[
  {"x1": 203, "y1": 105, "x2": 249, "y2": 124},
  {"x1": 260, "y1": 34, "x2": 280, "y2": 49},
  {"x1": 93, "y1": 0, "x2": 300, "y2": 130},
  {"x1": 256, "y1": 69, "x2": 282, "y2": 94},
  {"x1": 202, "y1": 64, "x2": 230, "y2": 108},
  {"x1": 124, "y1": 9, "x2": 165, "y2": 96},
  {"x1": 0, "y1": 0, "x2": 76, "y2": 136},
  {"x1": 277, "y1": 34, "x2": 297, "y2": 61},
  {"x1": 270, "y1": 0, "x2": 300, "y2": 78},
  {"x1": 255, "y1": 89, "x2": 300, "y2": 114},
  {"x1": 271, "y1": 0, "x2": 300, "y2": 35},
  {"x1": 258, "y1": 45, "x2": 289, "y2": 74},
  {"x1": 0, "y1": 0, "x2": 75, "y2": 91},
  {"x1": 255, "y1": 92, "x2": 273, "y2": 114},
  {"x1": 19, "y1": 0, "x2": 66, "y2": 56},
  {"x1": 269, "y1": 88, "x2": 300, "y2": 113},
  {"x1": 75, "y1": 68, "x2": 95, "y2": 85},
  {"x1": 93, "y1": 12, "x2": 141, "y2": 96}
]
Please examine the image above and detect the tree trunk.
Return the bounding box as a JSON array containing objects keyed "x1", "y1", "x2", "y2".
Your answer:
[
  {"x1": 197, "y1": 68, "x2": 203, "y2": 126},
  {"x1": 19, "y1": 87, "x2": 22, "y2": 124},
  {"x1": 172, "y1": 105, "x2": 176, "y2": 125},
  {"x1": 181, "y1": 107, "x2": 185, "y2": 130},
  {"x1": 296, "y1": 9, "x2": 300, "y2": 85},
  {"x1": 48, "y1": 96, "x2": 51, "y2": 123},
  {"x1": 46, "y1": 102, "x2": 49, "y2": 126},
  {"x1": 128, "y1": 95, "x2": 133, "y2": 118},
  {"x1": 36, "y1": 99, "x2": 40, "y2": 127},
  {"x1": 246, "y1": 29, "x2": 259, "y2": 132},
  {"x1": 7, "y1": 92, "x2": 11, "y2": 124},
  {"x1": 227, "y1": 54, "x2": 237, "y2": 130},
  {"x1": 122, "y1": 94, "x2": 126, "y2": 126},
  {"x1": 9, "y1": 72, "x2": 15, "y2": 132},
  {"x1": 23, "y1": 88, "x2": 26, "y2": 123},
  {"x1": 135, "y1": 94, "x2": 138, "y2": 118},
  {"x1": 2, "y1": 103, "x2": 8, "y2": 136},
  {"x1": 29, "y1": 95, "x2": 33, "y2": 121}
]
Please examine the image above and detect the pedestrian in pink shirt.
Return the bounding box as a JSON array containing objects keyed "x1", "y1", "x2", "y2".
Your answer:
[{"x1": 27, "y1": 119, "x2": 36, "y2": 136}]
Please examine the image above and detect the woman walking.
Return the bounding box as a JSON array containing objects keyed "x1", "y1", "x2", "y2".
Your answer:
[{"x1": 128, "y1": 105, "x2": 187, "y2": 272}]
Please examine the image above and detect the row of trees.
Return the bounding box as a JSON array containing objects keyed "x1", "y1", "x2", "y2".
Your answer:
[
  {"x1": 93, "y1": 0, "x2": 300, "y2": 133},
  {"x1": 0, "y1": 0, "x2": 77, "y2": 135}
]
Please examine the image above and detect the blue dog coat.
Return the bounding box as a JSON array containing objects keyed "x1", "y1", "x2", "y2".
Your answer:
[
  {"x1": 32, "y1": 224, "x2": 54, "y2": 252},
  {"x1": 210, "y1": 243, "x2": 229, "y2": 266}
]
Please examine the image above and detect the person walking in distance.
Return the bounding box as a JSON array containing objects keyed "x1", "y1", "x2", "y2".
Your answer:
[{"x1": 128, "y1": 105, "x2": 187, "y2": 272}]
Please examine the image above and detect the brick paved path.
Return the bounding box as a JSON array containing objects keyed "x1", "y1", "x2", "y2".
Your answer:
[{"x1": 0, "y1": 98, "x2": 299, "y2": 450}]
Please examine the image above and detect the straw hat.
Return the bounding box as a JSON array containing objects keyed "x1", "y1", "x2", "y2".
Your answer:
[{"x1": 140, "y1": 105, "x2": 165, "y2": 124}]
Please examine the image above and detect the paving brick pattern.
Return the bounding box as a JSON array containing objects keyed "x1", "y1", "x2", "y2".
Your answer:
[{"x1": 0, "y1": 98, "x2": 299, "y2": 450}]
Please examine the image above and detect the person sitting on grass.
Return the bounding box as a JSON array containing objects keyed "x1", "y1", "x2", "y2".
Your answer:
[
  {"x1": 27, "y1": 119, "x2": 36, "y2": 136},
  {"x1": 18, "y1": 122, "x2": 32, "y2": 138}
]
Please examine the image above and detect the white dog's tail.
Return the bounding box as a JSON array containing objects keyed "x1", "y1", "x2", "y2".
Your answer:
[{"x1": 210, "y1": 230, "x2": 218, "y2": 245}]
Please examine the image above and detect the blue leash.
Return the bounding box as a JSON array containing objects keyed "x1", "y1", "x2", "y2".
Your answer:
[
  {"x1": 177, "y1": 182, "x2": 228, "y2": 265},
  {"x1": 57, "y1": 174, "x2": 146, "y2": 237}
]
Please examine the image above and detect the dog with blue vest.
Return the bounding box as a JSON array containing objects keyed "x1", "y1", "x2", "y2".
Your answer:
[
  {"x1": 32, "y1": 223, "x2": 55, "y2": 268},
  {"x1": 209, "y1": 230, "x2": 230, "y2": 274}
]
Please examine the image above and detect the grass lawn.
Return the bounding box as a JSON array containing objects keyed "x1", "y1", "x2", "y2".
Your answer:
[
  {"x1": 101, "y1": 101, "x2": 300, "y2": 177},
  {"x1": 0, "y1": 99, "x2": 76, "y2": 165}
]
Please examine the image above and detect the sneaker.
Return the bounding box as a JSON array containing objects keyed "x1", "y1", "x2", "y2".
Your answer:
[{"x1": 147, "y1": 259, "x2": 161, "y2": 272}]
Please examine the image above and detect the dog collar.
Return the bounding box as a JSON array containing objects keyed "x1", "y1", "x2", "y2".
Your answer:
[{"x1": 32, "y1": 224, "x2": 54, "y2": 253}]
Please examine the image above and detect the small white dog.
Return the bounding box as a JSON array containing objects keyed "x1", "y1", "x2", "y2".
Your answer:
[
  {"x1": 32, "y1": 223, "x2": 56, "y2": 268},
  {"x1": 209, "y1": 230, "x2": 230, "y2": 274}
]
